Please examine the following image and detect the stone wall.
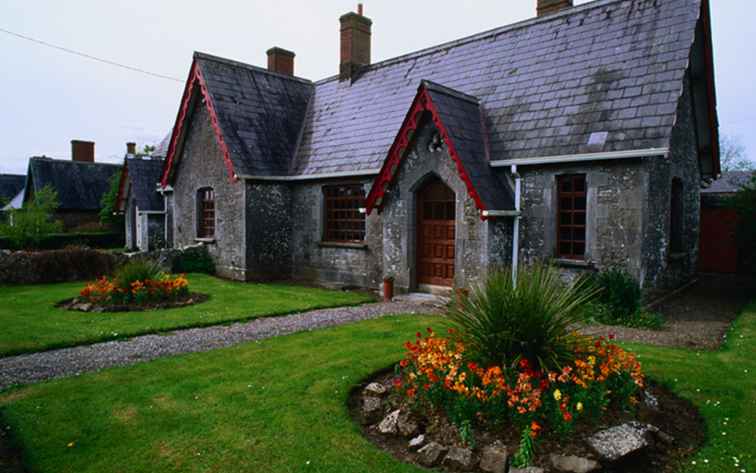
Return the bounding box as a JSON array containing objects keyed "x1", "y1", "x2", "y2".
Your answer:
[
  {"x1": 171, "y1": 105, "x2": 246, "y2": 280},
  {"x1": 518, "y1": 160, "x2": 646, "y2": 281},
  {"x1": 289, "y1": 180, "x2": 384, "y2": 289},
  {"x1": 381, "y1": 120, "x2": 511, "y2": 293},
  {"x1": 245, "y1": 182, "x2": 292, "y2": 280},
  {"x1": 641, "y1": 73, "x2": 701, "y2": 288}
]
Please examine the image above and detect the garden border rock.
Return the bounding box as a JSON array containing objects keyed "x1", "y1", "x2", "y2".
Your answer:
[{"x1": 55, "y1": 293, "x2": 210, "y2": 313}]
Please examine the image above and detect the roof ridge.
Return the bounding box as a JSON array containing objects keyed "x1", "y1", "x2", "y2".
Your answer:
[
  {"x1": 315, "y1": 0, "x2": 629, "y2": 85},
  {"x1": 29, "y1": 156, "x2": 121, "y2": 167},
  {"x1": 193, "y1": 51, "x2": 314, "y2": 85},
  {"x1": 421, "y1": 80, "x2": 480, "y2": 104}
]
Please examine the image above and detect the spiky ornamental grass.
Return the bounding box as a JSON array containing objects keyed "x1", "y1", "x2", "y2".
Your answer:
[{"x1": 447, "y1": 264, "x2": 599, "y2": 372}]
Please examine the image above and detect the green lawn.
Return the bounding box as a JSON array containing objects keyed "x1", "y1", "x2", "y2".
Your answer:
[
  {"x1": 0, "y1": 274, "x2": 374, "y2": 356},
  {"x1": 0, "y1": 307, "x2": 753, "y2": 473}
]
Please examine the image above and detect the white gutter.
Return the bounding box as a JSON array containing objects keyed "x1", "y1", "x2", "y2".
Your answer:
[
  {"x1": 511, "y1": 164, "x2": 522, "y2": 285},
  {"x1": 490, "y1": 148, "x2": 668, "y2": 168},
  {"x1": 482, "y1": 210, "x2": 521, "y2": 217},
  {"x1": 240, "y1": 169, "x2": 381, "y2": 182},
  {"x1": 137, "y1": 210, "x2": 166, "y2": 215}
]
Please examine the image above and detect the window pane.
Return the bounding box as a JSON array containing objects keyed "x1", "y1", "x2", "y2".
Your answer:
[
  {"x1": 560, "y1": 198, "x2": 572, "y2": 210},
  {"x1": 560, "y1": 179, "x2": 572, "y2": 193},
  {"x1": 574, "y1": 212, "x2": 586, "y2": 225},
  {"x1": 560, "y1": 212, "x2": 572, "y2": 225},
  {"x1": 323, "y1": 184, "x2": 366, "y2": 242},
  {"x1": 573, "y1": 177, "x2": 585, "y2": 192},
  {"x1": 575, "y1": 196, "x2": 587, "y2": 210}
]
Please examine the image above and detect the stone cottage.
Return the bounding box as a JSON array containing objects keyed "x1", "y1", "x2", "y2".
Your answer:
[
  {"x1": 116, "y1": 143, "x2": 167, "y2": 251},
  {"x1": 158, "y1": 0, "x2": 720, "y2": 293},
  {"x1": 22, "y1": 141, "x2": 121, "y2": 231}
]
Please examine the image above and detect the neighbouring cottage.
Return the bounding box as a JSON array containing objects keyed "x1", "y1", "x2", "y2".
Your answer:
[
  {"x1": 22, "y1": 140, "x2": 122, "y2": 231},
  {"x1": 157, "y1": 0, "x2": 720, "y2": 293},
  {"x1": 699, "y1": 171, "x2": 754, "y2": 274},
  {"x1": 0, "y1": 174, "x2": 25, "y2": 221},
  {"x1": 115, "y1": 142, "x2": 167, "y2": 251}
]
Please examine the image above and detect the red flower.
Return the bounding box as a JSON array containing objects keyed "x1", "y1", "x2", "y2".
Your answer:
[
  {"x1": 393, "y1": 378, "x2": 402, "y2": 389},
  {"x1": 416, "y1": 332, "x2": 422, "y2": 339},
  {"x1": 467, "y1": 362, "x2": 478, "y2": 371},
  {"x1": 563, "y1": 411, "x2": 573, "y2": 422},
  {"x1": 400, "y1": 359, "x2": 409, "y2": 368},
  {"x1": 609, "y1": 333, "x2": 616, "y2": 340},
  {"x1": 427, "y1": 327, "x2": 434, "y2": 334},
  {"x1": 519, "y1": 358, "x2": 530, "y2": 370}
]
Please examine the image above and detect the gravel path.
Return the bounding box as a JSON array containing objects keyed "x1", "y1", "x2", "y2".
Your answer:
[{"x1": 0, "y1": 299, "x2": 441, "y2": 391}]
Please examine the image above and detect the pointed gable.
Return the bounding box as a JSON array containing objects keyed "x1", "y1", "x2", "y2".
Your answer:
[
  {"x1": 365, "y1": 81, "x2": 514, "y2": 219},
  {"x1": 162, "y1": 53, "x2": 314, "y2": 185}
]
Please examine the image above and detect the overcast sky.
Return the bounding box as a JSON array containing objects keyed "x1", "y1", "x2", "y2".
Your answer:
[{"x1": 0, "y1": 0, "x2": 753, "y2": 174}]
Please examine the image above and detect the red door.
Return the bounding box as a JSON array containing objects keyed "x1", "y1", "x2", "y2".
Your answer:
[
  {"x1": 699, "y1": 207, "x2": 739, "y2": 273},
  {"x1": 417, "y1": 178, "x2": 455, "y2": 287}
]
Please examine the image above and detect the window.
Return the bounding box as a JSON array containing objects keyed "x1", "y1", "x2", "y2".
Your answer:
[
  {"x1": 323, "y1": 184, "x2": 366, "y2": 242},
  {"x1": 557, "y1": 174, "x2": 587, "y2": 260},
  {"x1": 670, "y1": 178, "x2": 684, "y2": 253},
  {"x1": 197, "y1": 187, "x2": 215, "y2": 239}
]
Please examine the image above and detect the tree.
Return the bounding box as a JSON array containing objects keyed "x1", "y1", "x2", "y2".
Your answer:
[
  {"x1": 142, "y1": 144, "x2": 156, "y2": 156},
  {"x1": 720, "y1": 134, "x2": 755, "y2": 172},
  {"x1": 729, "y1": 173, "x2": 756, "y2": 274},
  {"x1": 0, "y1": 185, "x2": 62, "y2": 249},
  {"x1": 100, "y1": 171, "x2": 124, "y2": 228}
]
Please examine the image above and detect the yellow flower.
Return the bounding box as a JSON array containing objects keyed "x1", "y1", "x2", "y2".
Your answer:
[
  {"x1": 553, "y1": 389, "x2": 562, "y2": 401},
  {"x1": 576, "y1": 402, "x2": 583, "y2": 412}
]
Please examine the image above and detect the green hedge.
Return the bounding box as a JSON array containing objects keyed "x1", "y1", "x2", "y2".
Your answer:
[{"x1": 0, "y1": 232, "x2": 124, "y2": 250}]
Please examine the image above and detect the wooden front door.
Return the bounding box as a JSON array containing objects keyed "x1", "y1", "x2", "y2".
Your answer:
[
  {"x1": 699, "y1": 207, "x2": 739, "y2": 273},
  {"x1": 416, "y1": 178, "x2": 455, "y2": 287}
]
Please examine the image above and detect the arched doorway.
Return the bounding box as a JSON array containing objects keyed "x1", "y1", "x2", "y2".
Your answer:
[{"x1": 416, "y1": 176, "x2": 455, "y2": 287}]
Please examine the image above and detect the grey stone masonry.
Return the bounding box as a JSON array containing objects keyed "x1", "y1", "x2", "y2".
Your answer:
[{"x1": 171, "y1": 105, "x2": 246, "y2": 280}]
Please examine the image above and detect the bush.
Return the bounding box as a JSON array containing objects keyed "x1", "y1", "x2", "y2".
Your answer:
[
  {"x1": 586, "y1": 269, "x2": 664, "y2": 329},
  {"x1": 172, "y1": 246, "x2": 215, "y2": 274},
  {"x1": 591, "y1": 268, "x2": 641, "y2": 318},
  {"x1": 0, "y1": 185, "x2": 62, "y2": 249},
  {"x1": 0, "y1": 232, "x2": 124, "y2": 251},
  {"x1": 448, "y1": 264, "x2": 598, "y2": 372},
  {"x1": 0, "y1": 247, "x2": 123, "y2": 284},
  {"x1": 113, "y1": 259, "x2": 163, "y2": 291}
]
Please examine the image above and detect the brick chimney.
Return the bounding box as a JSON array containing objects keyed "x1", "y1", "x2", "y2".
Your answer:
[
  {"x1": 71, "y1": 140, "x2": 95, "y2": 162},
  {"x1": 339, "y1": 4, "x2": 372, "y2": 82},
  {"x1": 126, "y1": 142, "x2": 137, "y2": 155},
  {"x1": 267, "y1": 47, "x2": 295, "y2": 76},
  {"x1": 537, "y1": 0, "x2": 574, "y2": 16}
]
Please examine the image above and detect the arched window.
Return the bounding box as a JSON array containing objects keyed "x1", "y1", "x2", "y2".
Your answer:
[
  {"x1": 197, "y1": 187, "x2": 215, "y2": 239},
  {"x1": 670, "y1": 178, "x2": 684, "y2": 253}
]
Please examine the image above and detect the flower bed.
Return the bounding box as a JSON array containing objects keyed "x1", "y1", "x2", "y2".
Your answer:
[
  {"x1": 57, "y1": 273, "x2": 208, "y2": 312},
  {"x1": 396, "y1": 328, "x2": 644, "y2": 463},
  {"x1": 79, "y1": 274, "x2": 190, "y2": 306}
]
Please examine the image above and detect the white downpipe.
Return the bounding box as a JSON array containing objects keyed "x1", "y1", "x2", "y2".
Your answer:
[{"x1": 511, "y1": 164, "x2": 521, "y2": 285}]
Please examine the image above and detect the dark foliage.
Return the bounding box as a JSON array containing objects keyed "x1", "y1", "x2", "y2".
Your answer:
[{"x1": 172, "y1": 246, "x2": 215, "y2": 275}]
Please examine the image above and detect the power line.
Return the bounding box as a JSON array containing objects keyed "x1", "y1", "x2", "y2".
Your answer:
[{"x1": 0, "y1": 26, "x2": 183, "y2": 83}]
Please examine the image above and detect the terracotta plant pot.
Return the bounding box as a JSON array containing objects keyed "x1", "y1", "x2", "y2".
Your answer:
[{"x1": 383, "y1": 277, "x2": 394, "y2": 302}]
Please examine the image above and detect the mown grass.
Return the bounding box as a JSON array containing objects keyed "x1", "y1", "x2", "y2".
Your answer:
[
  {"x1": 0, "y1": 306, "x2": 753, "y2": 473},
  {"x1": 0, "y1": 274, "x2": 374, "y2": 356}
]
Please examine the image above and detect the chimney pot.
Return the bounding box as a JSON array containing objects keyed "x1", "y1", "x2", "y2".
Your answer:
[
  {"x1": 358, "y1": 3, "x2": 363, "y2": 15},
  {"x1": 266, "y1": 47, "x2": 296, "y2": 76},
  {"x1": 537, "y1": 0, "x2": 573, "y2": 16},
  {"x1": 71, "y1": 140, "x2": 95, "y2": 163},
  {"x1": 126, "y1": 142, "x2": 137, "y2": 155},
  {"x1": 339, "y1": 9, "x2": 372, "y2": 82}
]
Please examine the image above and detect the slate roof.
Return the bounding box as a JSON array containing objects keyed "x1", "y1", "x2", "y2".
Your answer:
[
  {"x1": 124, "y1": 157, "x2": 165, "y2": 211},
  {"x1": 701, "y1": 171, "x2": 755, "y2": 194},
  {"x1": 25, "y1": 157, "x2": 121, "y2": 211},
  {"x1": 423, "y1": 81, "x2": 514, "y2": 211},
  {"x1": 195, "y1": 53, "x2": 314, "y2": 176},
  {"x1": 0, "y1": 174, "x2": 25, "y2": 202},
  {"x1": 292, "y1": 0, "x2": 703, "y2": 175}
]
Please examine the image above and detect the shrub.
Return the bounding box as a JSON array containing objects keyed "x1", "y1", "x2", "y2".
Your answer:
[
  {"x1": 0, "y1": 232, "x2": 124, "y2": 251},
  {"x1": 591, "y1": 268, "x2": 641, "y2": 319},
  {"x1": 113, "y1": 259, "x2": 163, "y2": 291},
  {"x1": 0, "y1": 185, "x2": 63, "y2": 249},
  {"x1": 172, "y1": 246, "x2": 215, "y2": 274},
  {"x1": 0, "y1": 247, "x2": 122, "y2": 284},
  {"x1": 586, "y1": 269, "x2": 665, "y2": 329},
  {"x1": 448, "y1": 265, "x2": 598, "y2": 372}
]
